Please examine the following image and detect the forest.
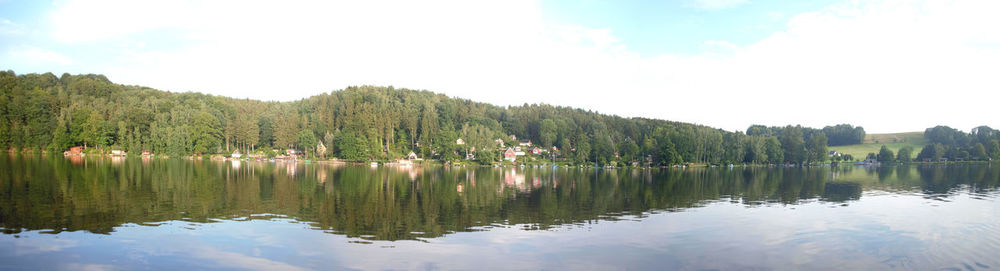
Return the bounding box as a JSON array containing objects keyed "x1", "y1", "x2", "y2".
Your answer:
[
  {"x1": 914, "y1": 125, "x2": 1000, "y2": 162},
  {"x1": 3, "y1": 70, "x2": 989, "y2": 166}
]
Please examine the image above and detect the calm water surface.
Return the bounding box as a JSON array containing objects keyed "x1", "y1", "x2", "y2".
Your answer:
[{"x1": 1, "y1": 154, "x2": 999, "y2": 270}]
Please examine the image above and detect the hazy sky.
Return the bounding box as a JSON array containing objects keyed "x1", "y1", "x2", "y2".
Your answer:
[{"x1": 2, "y1": 0, "x2": 998, "y2": 133}]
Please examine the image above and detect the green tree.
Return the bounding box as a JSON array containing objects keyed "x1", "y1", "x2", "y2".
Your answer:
[
  {"x1": 658, "y1": 138, "x2": 681, "y2": 165},
  {"x1": 189, "y1": 112, "x2": 222, "y2": 154},
  {"x1": 539, "y1": 119, "x2": 557, "y2": 148},
  {"x1": 258, "y1": 116, "x2": 274, "y2": 148},
  {"x1": 297, "y1": 129, "x2": 318, "y2": 157},
  {"x1": 805, "y1": 132, "x2": 828, "y2": 163},
  {"x1": 48, "y1": 113, "x2": 71, "y2": 152},
  {"x1": 335, "y1": 129, "x2": 369, "y2": 161},
  {"x1": 575, "y1": 134, "x2": 591, "y2": 164},
  {"x1": 764, "y1": 136, "x2": 783, "y2": 164},
  {"x1": 619, "y1": 140, "x2": 640, "y2": 163},
  {"x1": 988, "y1": 140, "x2": 1000, "y2": 160},
  {"x1": 71, "y1": 108, "x2": 105, "y2": 148},
  {"x1": 896, "y1": 146, "x2": 913, "y2": 162},
  {"x1": 877, "y1": 145, "x2": 894, "y2": 162},
  {"x1": 780, "y1": 126, "x2": 805, "y2": 164},
  {"x1": 971, "y1": 143, "x2": 987, "y2": 160},
  {"x1": 916, "y1": 144, "x2": 945, "y2": 161}
]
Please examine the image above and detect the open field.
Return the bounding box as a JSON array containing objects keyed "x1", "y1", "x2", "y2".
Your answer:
[{"x1": 829, "y1": 132, "x2": 927, "y2": 159}]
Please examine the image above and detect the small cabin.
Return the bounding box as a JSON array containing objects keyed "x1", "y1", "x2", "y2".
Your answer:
[
  {"x1": 64, "y1": 146, "x2": 85, "y2": 156},
  {"x1": 456, "y1": 138, "x2": 465, "y2": 145},
  {"x1": 232, "y1": 149, "x2": 242, "y2": 158},
  {"x1": 407, "y1": 151, "x2": 418, "y2": 160}
]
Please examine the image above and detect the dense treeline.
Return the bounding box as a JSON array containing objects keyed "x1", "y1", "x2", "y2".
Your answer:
[
  {"x1": 2, "y1": 71, "x2": 856, "y2": 165},
  {"x1": 747, "y1": 124, "x2": 864, "y2": 147},
  {"x1": 915, "y1": 125, "x2": 1000, "y2": 162}
]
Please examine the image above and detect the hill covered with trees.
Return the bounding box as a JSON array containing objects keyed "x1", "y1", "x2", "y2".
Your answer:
[{"x1": 0, "y1": 70, "x2": 889, "y2": 166}]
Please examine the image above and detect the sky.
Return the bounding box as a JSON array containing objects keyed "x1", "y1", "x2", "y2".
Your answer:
[{"x1": 1, "y1": 0, "x2": 999, "y2": 133}]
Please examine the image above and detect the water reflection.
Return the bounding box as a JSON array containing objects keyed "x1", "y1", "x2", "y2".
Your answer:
[{"x1": 1, "y1": 155, "x2": 998, "y2": 242}]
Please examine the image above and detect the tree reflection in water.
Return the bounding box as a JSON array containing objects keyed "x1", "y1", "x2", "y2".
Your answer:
[{"x1": 1, "y1": 154, "x2": 998, "y2": 241}]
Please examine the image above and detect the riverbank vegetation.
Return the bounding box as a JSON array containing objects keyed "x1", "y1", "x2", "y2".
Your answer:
[{"x1": 1, "y1": 71, "x2": 997, "y2": 166}]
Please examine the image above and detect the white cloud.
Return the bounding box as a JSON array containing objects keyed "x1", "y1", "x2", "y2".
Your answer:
[
  {"x1": 686, "y1": 0, "x2": 749, "y2": 10},
  {"x1": 41, "y1": 0, "x2": 1000, "y2": 133},
  {"x1": 0, "y1": 18, "x2": 24, "y2": 35},
  {"x1": 8, "y1": 46, "x2": 74, "y2": 66}
]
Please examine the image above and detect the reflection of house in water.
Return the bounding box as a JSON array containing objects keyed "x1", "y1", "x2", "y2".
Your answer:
[
  {"x1": 466, "y1": 170, "x2": 476, "y2": 186},
  {"x1": 231, "y1": 159, "x2": 241, "y2": 170},
  {"x1": 392, "y1": 165, "x2": 423, "y2": 180},
  {"x1": 317, "y1": 166, "x2": 327, "y2": 184},
  {"x1": 67, "y1": 154, "x2": 84, "y2": 165},
  {"x1": 278, "y1": 160, "x2": 297, "y2": 176},
  {"x1": 503, "y1": 168, "x2": 527, "y2": 192}
]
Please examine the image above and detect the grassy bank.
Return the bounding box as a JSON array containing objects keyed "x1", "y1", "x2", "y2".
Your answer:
[{"x1": 829, "y1": 132, "x2": 927, "y2": 158}]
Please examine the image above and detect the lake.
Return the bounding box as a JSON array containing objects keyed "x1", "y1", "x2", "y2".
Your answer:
[{"x1": 1, "y1": 154, "x2": 998, "y2": 270}]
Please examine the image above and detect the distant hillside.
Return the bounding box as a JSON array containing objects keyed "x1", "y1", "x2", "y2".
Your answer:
[
  {"x1": 830, "y1": 132, "x2": 928, "y2": 159},
  {"x1": 0, "y1": 70, "x2": 830, "y2": 166}
]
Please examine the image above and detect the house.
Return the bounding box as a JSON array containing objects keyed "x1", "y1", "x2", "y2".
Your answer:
[
  {"x1": 495, "y1": 138, "x2": 505, "y2": 148},
  {"x1": 456, "y1": 138, "x2": 465, "y2": 145},
  {"x1": 504, "y1": 148, "x2": 517, "y2": 162},
  {"x1": 64, "y1": 146, "x2": 85, "y2": 156},
  {"x1": 518, "y1": 140, "x2": 532, "y2": 147},
  {"x1": 110, "y1": 150, "x2": 126, "y2": 157},
  {"x1": 510, "y1": 134, "x2": 517, "y2": 141},
  {"x1": 407, "y1": 151, "x2": 418, "y2": 160},
  {"x1": 286, "y1": 149, "x2": 299, "y2": 156},
  {"x1": 530, "y1": 148, "x2": 541, "y2": 155},
  {"x1": 232, "y1": 149, "x2": 242, "y2": 158},
  {"x1": 514, "y1": 146, "x2": 522, "y2": 152}
]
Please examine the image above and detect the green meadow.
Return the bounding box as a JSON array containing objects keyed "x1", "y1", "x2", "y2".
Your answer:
[{"x1": 828, "y1": 132, "x2": 927, "y2": 159}]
